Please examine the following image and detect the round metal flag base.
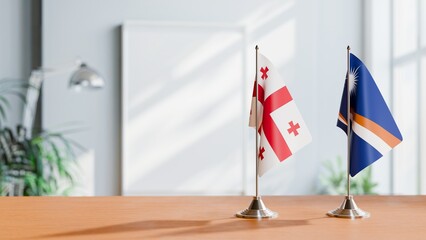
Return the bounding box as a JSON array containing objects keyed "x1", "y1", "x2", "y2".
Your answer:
[
  {"x1": 327, "y1": 195, "x2": 370, "y2": 219},
  {"x1": 236, "y1": 196, "x2": 278, "y2": 219}
]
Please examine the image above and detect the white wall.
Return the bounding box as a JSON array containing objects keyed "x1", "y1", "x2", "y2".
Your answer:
[
  {"x1": 0, "y1": 0, "x2": 32, "y2": 127},
  {"x1": 366, "y1": 0, "x2": 426, "y2": 195},
  {"x1": 42, "y1": 0, "x2": 363, "y2": 195}
]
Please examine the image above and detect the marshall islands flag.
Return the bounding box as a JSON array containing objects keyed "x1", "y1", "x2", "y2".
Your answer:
[{"x1": 337, "y1": 53, "x2": 403, "y2": 177}]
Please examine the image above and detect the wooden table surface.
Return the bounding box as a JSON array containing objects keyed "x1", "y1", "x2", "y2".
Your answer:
[{"x1": 1, "y1": 195, "x2": 425, "y2": 240}]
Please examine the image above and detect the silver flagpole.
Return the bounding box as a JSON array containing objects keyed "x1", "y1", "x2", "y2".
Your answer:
[
  {"x1": 255, "y1": 45, "x2": 259, "y2": 198},
  {"x1": 346, "y1": 45, "x2": 351, "y2": 198},
  {"x1": 327, "y1": 46, "x2": 369, "y2": 219},
  {"x1": 236, "y1": 45, "x2": 277, "y2": 219}
]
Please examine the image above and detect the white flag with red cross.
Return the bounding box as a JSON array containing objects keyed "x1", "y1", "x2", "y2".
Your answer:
[{"x1": 249, "y1": 53, "x2": 311, "y2": 176}]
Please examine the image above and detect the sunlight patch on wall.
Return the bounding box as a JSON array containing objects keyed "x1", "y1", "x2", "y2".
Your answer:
[
  {"x1": 257, "y1": 19, "x2": 295, "y2": 68},
  {"x1": 393, "y1": 61, "x2": 418, "y2": 194}
]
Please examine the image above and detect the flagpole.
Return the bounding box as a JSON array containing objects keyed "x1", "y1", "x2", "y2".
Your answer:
[
  {"x1": 346, "y1": 45, "x2": 351, "y2": 198},
  {"x1": 236, "y1": 45, "x2": 277, "y2": 219},
  {"x1": 255, "y1": 45, "x2": 259, "y2": 198},
  {"x1": 326, "y1": 46, "x2": 369, "y2": 219}
]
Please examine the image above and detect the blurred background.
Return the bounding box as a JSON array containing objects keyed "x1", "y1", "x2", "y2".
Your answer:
[{"x1": 0, "y1": 0, "x2": 424, "y2": 196}]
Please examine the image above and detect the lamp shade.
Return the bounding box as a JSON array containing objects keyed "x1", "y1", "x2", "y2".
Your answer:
[{"x1": 69, "y1": 63, "x2": 104, "y2": 90}]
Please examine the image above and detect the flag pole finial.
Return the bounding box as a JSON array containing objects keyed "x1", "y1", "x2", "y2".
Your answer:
[
  {"x1": 347, "y1": 45, "x2": 351, "y2": 51},
  {"x1": 255, "y1": 45, "x2": 259, "y2": 50}
]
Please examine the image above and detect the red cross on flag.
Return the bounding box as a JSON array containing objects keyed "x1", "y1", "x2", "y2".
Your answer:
[{"x1": 249, "y1": 53, "x2": 312, "y2": 176}]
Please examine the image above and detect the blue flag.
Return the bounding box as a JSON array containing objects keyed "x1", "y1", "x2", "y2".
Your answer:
[{"x1": 337, "y1": 53, "x2": 403, "y2": 177}]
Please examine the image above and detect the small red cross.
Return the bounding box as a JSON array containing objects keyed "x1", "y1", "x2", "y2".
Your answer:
[
  {"x1": 287, "y1": 121, "x2": 300, "y2": 136},
  {"x1": 260, "y1": 67, "x2": 269, "y2": 80},
  {"x1": 259, "y1": 147, "x2": 265, "y2": 160}
]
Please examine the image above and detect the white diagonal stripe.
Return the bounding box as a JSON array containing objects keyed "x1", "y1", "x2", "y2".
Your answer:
[
  {"x1": 338, "y1": 115, "x2": 347, "y2": 126},
  {"x1": 352, "y1": 121, "x2": 392, "y2": 155}
]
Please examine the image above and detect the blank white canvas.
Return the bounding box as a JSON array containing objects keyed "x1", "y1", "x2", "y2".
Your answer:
[{"x1": 121, "y1": 22, "x2": 247, "y2": 195}]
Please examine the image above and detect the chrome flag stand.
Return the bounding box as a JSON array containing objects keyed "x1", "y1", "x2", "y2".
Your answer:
[
  {"x1": 236, "y1": 45, "x2": 277, "y2": 219},
  {"x1": 327, "y1": 46, "x2": 369, "y2": 219},
  {"x1": 236, "y1": 196, "x2": 277, "y2": 218}
]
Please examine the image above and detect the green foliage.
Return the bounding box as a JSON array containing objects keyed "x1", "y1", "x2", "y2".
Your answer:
[
  {"x1": 0, "y1": 78, "x2": 81, "y2": 196},
  {"x1": 0, "y1": 126, "x2": 81, "y2": 196},
  {"x1": 318, "y1": 156, "x2": 378, "y2": 195}
]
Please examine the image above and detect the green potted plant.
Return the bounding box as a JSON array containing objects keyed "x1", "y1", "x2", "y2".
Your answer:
[
  {"x1": 0, "y1": 79, "x2": 81, "y2": 196},
  {"x1": 318, "y1": 156, "x2": 378, "y2": 195}
]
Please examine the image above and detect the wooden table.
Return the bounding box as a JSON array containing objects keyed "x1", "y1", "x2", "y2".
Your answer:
[{"x1": 1, "y1": 196, "x2": 425, "y2": 239}]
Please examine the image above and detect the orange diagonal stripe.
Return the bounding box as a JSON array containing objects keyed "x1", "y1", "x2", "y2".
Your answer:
[
  {"x1": 353, "y1": 113, "x2": 401, "y2": 148},
  {"x1": 338, "y1": 113, "x2": 347, "y2": 125}
]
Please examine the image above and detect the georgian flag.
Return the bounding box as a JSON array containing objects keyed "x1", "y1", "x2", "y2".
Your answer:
[
  {"x1": 249, "y1": 53, "x2": 312, "y2": 176},
  {"x1": 337, "y1": 53, "x2": 403, "y2": 176}
]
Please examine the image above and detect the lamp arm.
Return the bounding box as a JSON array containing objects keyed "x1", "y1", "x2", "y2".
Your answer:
[
  {"x1": 21, "y1": 60, "x2": 82, "y2": 137},
  {"x1": 22, "y1": 72, "x2": 42, "y2": 137},
  {"x1": 35, "y1": 59, "x2": 82, "y2": 79},
  {"x1": 21, "y1": 59, "x2": 103, "y2": 137}
]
